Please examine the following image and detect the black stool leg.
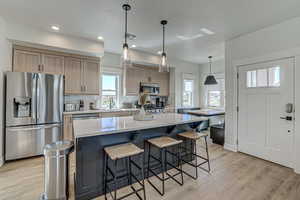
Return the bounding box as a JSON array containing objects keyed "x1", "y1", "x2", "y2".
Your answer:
[
  {"x1": 204, "y1": 136, "x2": 211, "y2": 172},
  {"x1": 113, "y1": 159, "x2": 118, "y2": 200},
  {"x1": 194, "y1": 140, "x2": 198, "y2": 179},
  {"x1": 104, "y1": 152, "x2": 108, "y2": 200},
  {"x1": 147, "y1": 142, "x2": 151, "y2": 179},
  {"x1": 161, "y1": 148, "x2": 166, "y2": 196},
  {"x1": 140, "y1": 153, "x2": 146, "y2": 200},
  {"x1": 177, "y1": 143, "x2": 184, "y2": 185}
]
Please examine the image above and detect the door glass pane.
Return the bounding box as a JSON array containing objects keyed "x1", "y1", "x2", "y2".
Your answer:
[
  {"x1": 257, "y1": 69, "x2": 268, "y2": 87},
  {"x1": 247, "y1": 70, "x2": 256, "y2": 88},
  {"x1": 268, "y1": 66, "x2": 280, "y2": 87}
]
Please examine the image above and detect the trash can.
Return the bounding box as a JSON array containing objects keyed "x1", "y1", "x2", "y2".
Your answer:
[{"x1": 41, "y1": 140, "x2": 74, "y2": 200}]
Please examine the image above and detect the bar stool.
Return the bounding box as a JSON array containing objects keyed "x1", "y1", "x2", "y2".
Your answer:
[
  {"x1": 146, "y1": 136, "x2": 184, "y2": 196},
  {"x1": 103, "y1": 143, "x2": 146, "y2": 200},
  {"x1": 178, "y1": 130, "x2": 211, "y2": 179}
]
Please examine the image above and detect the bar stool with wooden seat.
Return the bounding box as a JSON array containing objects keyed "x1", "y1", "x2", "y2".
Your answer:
[
  {"x1": 178, "y1": 130, "x2": 211, "y2": 179},
  {"x1": 103, "y1": 143, "x2": 146, "y2": 200},
  {"x1": 146, "y1": 136, "x2": 184, "y2": 196}
]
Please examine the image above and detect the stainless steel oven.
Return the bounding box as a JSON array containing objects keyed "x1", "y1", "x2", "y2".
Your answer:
[{"x1": 140, "y1": 82, "x2": 160, "y2": 95}]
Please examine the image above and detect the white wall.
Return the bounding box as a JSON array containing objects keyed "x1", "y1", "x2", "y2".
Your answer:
[
  {"x1": 100, "y1": 51, "x2": 201, "y2": 108},
  {"x1": 225, "y1": 16, "x2": 300, "y2": 173},
  {"x1": 0, "y1": 17, "x2": 12, "y2": 167},
  {"x1": 6, "y1": 21, "x2": 104, "y2": 57},
  {"x1": 199, "y1": 59, "x2": 225, "y2": 108}
]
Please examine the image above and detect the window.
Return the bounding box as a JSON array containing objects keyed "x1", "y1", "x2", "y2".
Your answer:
[
  {"x1": 101, "y1": 74, "x2": 120, "y2": 109},
  {"x1": 182, "y1": 79, "x2": 194, "y2": 107},
  {"x1": 208, "y1": 91, "x2": 221, "y2": 107},
  {"x1": 247, "y1": 66, "x2": 280, "y2": 88}
]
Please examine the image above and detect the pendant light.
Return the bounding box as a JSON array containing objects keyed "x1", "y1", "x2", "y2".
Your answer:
[
  {"x1": 121, "y1": 3, "x2": 132, "y2": 66},
  {"x1": 204, "y1": 56, "x2": 218, "y2": 85},
  {"x1": 159, "y1": 20, "x2": 170, "y2": 72}
]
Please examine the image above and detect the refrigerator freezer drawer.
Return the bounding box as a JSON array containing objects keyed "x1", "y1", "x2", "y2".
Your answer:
[{"x1": 5, "y1": 124, "x2": 62, "y2": 161}]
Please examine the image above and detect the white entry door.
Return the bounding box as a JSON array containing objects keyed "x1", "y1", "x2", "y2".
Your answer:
[{"x1": 238, "y1": 58, "x2": 294, "y2": 167}]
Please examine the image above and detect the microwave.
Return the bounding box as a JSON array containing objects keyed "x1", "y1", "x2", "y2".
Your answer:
[{"x1": 140, "y1": 82, "x2": 160, "y2": 95}]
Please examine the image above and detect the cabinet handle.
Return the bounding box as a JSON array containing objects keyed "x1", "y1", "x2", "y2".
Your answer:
[
  {"x1": 38, "y1": 65, "x2": 41, "y2": 72},
  {"x1": 84, "y1": 85, "x2": 87, "y2": 92}
]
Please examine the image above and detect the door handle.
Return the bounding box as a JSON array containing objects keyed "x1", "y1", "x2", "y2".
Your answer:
[{"x1": 280, "y1": 116, "x2": 293, "y2": 121}]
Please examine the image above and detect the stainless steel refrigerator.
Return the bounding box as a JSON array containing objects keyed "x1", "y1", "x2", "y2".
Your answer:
[{"x1": 5, "y1": 72, "x2": 64, "y2": 160}]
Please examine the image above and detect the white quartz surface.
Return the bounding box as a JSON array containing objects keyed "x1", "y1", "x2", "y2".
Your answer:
[
  {"x1": 73, "y1": 113, "x2": 208, "y2": 138},
  {"x1": 63, "y1": 108, "x2": 139, "y2": 115}
]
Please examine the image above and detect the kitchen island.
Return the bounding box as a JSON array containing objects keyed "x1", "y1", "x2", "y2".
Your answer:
[{"x1": 73, "y1": 113, "x2": 208, "y2": 200}]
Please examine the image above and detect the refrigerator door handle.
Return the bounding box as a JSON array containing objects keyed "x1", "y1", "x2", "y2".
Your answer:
[
  {"x1": 32, "y1": 73, "x2": 37, "y2": 122},
  {"x1": 6, "y1": 124, "x2": 61, "y2": 132}
]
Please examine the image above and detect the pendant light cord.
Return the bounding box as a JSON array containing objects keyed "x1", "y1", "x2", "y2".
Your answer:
[
  {"x1": 125, "y1": 8, "x2": 128, "y2": 44},
  {"x1": 163, "y1": 24, "x2": 165, "y2": 53},
  {"x1": 209, "y1": 56, "x2": 212, "y2": 74}
]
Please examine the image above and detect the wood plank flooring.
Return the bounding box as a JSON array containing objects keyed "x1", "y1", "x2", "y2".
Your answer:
[{"x1": 0, "y1": 141, "x2": 299, "y2": 200}]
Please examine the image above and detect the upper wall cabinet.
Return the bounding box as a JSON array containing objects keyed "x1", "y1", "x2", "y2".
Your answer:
[
  {"x1": 13, "y1": 46, "x2": 100, "y2": 95},
  {"x1": 42, "y1": 54, "x2": 64, "y2": 74},
  {"x1": 64, "y1": 57, "x2": 83, "y2": 94},
  {"x1": 125, "y1": 65, "x2": 170, "y2": 96},
  {"x1": 64, "y1": 57, "x2": 100, "y2": 95},
  {"x1": 13, "y1": 50, "x2": 41, "y2": 73},
  {"x1": 13, "y1": 49, "x2": 64, "y2": 74}
]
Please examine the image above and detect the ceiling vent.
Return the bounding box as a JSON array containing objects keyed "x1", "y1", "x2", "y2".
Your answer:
[{"x1": 126, "y1": 33, "x2": 136, "y2": 40}]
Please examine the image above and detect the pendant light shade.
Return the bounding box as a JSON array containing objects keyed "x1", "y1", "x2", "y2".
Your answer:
[
  {"x1": 204, "y1": 56, "x2": 217, "y2": 85},
  {"x1": 121, "y1": 4, "x2": 132, "y2": 68},
  {"x1": 159, "y1": 20, "x2": 170, "y2": 72}
]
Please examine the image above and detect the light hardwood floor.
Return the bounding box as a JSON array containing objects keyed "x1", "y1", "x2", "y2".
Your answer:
[{"x1": 0, "y1": 141, "x2": 299, "y2": 200}]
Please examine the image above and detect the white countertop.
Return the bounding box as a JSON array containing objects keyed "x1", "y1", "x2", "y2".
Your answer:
[
  {"x1": 63, "y1": 108, "x2": 139, "y2": 115},
  {"x1": 73, "y1": 113, "x2": 208, "y2": 138},
  {"x1": 187, "y1": 108, "x2": 225, "y2": 116}
]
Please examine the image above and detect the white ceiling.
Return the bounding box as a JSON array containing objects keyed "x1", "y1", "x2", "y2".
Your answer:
[{"x1": 1, "y1": 0, "x2": 300, "y2": 64}]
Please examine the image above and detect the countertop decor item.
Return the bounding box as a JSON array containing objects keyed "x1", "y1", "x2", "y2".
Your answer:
[
  {"x1": 134, "y1": 93, "x2": 154, "y2": 121},
  {"x1": 159, "y1": 20, "x2": 170, "y2": 73},
  {"x1": 204, "y1": 56, "x2": 218, "y2": 85}
]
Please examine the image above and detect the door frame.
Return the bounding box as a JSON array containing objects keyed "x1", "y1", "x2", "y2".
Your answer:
[{"x1": 229, "y1": 48, "x2": 300, "y2": 174}]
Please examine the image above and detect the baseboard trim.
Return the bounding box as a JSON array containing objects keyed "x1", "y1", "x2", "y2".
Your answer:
[
  {"x1": 224, "y1": 143, "x2": 238, "y2": 152},
  {"x1": 0, "y1": 156, "x2": 4, "y2": 167}
]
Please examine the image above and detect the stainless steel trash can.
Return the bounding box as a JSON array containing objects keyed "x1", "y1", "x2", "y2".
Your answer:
[{"x1": 41, "y1": 140, "x2": 74, "y2": 200}]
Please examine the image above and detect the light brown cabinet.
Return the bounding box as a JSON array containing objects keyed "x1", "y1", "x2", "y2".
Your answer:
[
  {"x1": 13, "y1": 50, "x2": 41, "y2": 73},
  {"x1": 64, "y1": 57, "x2": 83, "y2": 94},
  {"x1": 63, "y1": 115, "x2": 73, "y2": 141},
  {"x1": 64, "y1": 58, "x2": 100, "y2": 95},
  {"x1": 13, "y1": 46, "x2": 100, "y2": 95},
  {"x1": 42, "y1": 54, "x2": 64, "y2": 74},
  {"x1": 13, "y1": 49, "x2": 64, "y2": 74},
  {"x1": 125, "y1": 65, "x2": 169, "y2": 96},
  {"x1": 82, "y1": 60, "x2": 100, "y2": 95}
]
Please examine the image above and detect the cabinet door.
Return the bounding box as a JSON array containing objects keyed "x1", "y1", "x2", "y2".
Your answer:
[
  {"x1": 63, "y1": 115, "x2": 73, "y2": 141},
  {"x1": 13, "y1": 50, "x2": 41, "y2": 73},
  {"x1": 42, "y1": 54, "x2": 64, "y2": 74},
  {"x1": 83, "y1": 59, "x2": 100, "y2": 95},
  {"x1": 64, "y1": 57, "x2": 83, "y2": 94},
  {"x1": 125, "y1": 67, "x2": 147, "y2": 96},
  {"x1": 158, "y1": 72, "x2": 170, "y2": 96}
]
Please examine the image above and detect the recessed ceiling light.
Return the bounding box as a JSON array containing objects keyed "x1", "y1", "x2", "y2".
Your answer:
[
  {"x1": 157, "y1": 51, "x2": 162, "y2": 54},
  {"x1": 200, "y1": 28, "x2": 215, "y2": 35},
  {"x1": 131, "y1": 44, "x2": 136, "y2": 48},
  {"x1": 51, "y1": 25, "x2": 60, "y2": 31},
  {"x1": 97, "y1": 36, "x2": 103, "y2": 40},
  {"x1": 177, "y1": 33, "x2": 203, "y2": 40}
]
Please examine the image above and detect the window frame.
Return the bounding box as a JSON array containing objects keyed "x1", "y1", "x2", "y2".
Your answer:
[
  {"x1": 182, "y1": 74, "x2": 195, "y2": 107},
  {"x1": 204, "y1": 77, "x2": 225, "y2": 109},
  {"x1": 246, "y1": 66, "x2": 280, "y2": 88},
  {"x1": 100, "y1": 73, "x2": 121, "y2": 109}
]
